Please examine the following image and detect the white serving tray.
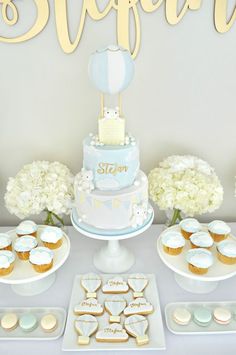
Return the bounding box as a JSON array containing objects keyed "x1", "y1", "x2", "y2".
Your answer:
[
  {"x1": 157, "y1": 225, "x2": 236, "y2": 282},
  {"x1": 0, "y1": 307, "x2": 66, "y2": 340},
  {"x1": 165, "y1": 301, "x2": 236, "y2": 335},
  {"x1": 62, "y1": 273, "x2": 166, "y2": 351},
  {"x1": 0, "y1": 226, "x2": 70, "y2": 285}
]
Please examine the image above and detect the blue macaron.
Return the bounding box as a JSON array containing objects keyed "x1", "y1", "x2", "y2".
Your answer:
[{"x1": 193, "y1": 307, "x2": 212, "y2": 327}]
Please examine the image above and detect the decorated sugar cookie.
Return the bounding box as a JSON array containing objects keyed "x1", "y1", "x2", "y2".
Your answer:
[
  {"x1": 104, "y1": 296, "x2": 126, "y2": 323},
  {"x1": 81, "y1": 273, "x2": 102, "y2": 298},
  {"x1": 74, "y1": 298, "x2": 103, "y2": 316},
  {"x1": 95, "y1": 323, "x2": 129, "y2": 343},
  {"x1": 128, "y1": 274, "x2": 148, "y2": 298},
  {"x1": 102, "y1": 277, "x2": 129, "y2": 294},
  {"x1": 74, "y1": 315, "x2": 98, "y2": 345},
  {"x1": 125, "y1": 315, "x2": 149, "y2": 346},
  {"x1": 124, "y1": 298, "x2": 153, "y2": 316}
]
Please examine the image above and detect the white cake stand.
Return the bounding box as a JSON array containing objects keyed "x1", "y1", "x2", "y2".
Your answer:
[
  {"x1": 157, "y1": 225, "x2": 236, "y2": 294},
  {"x1": 71, "y1": 206, "x2": 154, "y2": 273},
  {"x1": 0, "y1": 226, "x2": 70, "y2": 296}
]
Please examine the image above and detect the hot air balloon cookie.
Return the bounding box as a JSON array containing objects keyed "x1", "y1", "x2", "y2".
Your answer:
[
  {"x1": 124, "y1": 298, "x2": 153, "y2": 316},
  {"x1": 102, "y1": 277, "x2": 129, "y2": 294},
  {"x1": 104, "y1": 295, "x2": 126, "y2": 323},
  {"x1": 74, "y1": 298, "x2": 104, "y2": 316},
  {"x1": 128, "y1": 274, "x2": 149, "y2": 298},
  {"x1": 74, "y1": 315, "x2": 98, "y2": 345},
  {"x1": 81, "y1": 273, "x2": 102, "y2": 298},
  {"x1": 95, "y1": 323, "x2": 129, "y2": 343},
  {"x1": 125, "y1": 315, "x2": 149, "y2": 346}
]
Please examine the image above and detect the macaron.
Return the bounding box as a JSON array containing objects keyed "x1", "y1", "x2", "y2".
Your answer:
[
  {"x1": 40, "y1": 313, "x2": 57, "y2": 333},
  {"x1": 213, "y1": 307, "x2": 231, "y2": 325},
  {"x1": 1, "y1": 312, "x2": 18, "y2": 331},
  {"x1": 193, "y1": 307, "x2": 212, "y2": 327},
  {"x1": 19, "y1": 313, "x2": 38, "y2": 332},
  {"x1": 190, "y1": 232, "x2": 213, "y2": 249},
  {"x1": 179, "y1": 218, "x2": 201, "y2": 240},
  {"x1": 172, "y1": 307, "x2": 191, "y2": 325}
]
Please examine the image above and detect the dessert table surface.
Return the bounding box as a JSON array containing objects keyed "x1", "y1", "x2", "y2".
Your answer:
[{"x1": 1, "y1": 224, "x2": 236, "y2": 355}]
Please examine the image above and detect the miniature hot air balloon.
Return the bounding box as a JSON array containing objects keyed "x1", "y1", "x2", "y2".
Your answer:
[
  {"x1": 104, "y1": 295, "x2": 126, "y2": 323},
  {"x1": 128, "y1": 274, "x2": 149, "y2": 298},
  {"x1": 81, "y1": 273, "x2": 102, "y2": 298},
  {"x1": 125, "y1": 315, "x2": 149, "y2": 346},
  {"x1": 74, "y1": 315, "x2": 98, "y2": 345}
]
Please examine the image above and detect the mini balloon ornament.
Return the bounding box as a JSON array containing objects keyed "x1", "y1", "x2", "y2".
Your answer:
[
  {"x1": 125, "y1": 315, "x2": 149, "y2": 346},
  {"x1": 104, "y1": 296, "x2": 126, "y2": 323},
  {"x1": 74, "y1": 315, "x2": 98, "y2": 345},
  {"x1": 128, "y1": 274, "x2": 149, "y2": 298},
  {"x1": 81, "y1": 273, "x2": 102, "y2": 298}
]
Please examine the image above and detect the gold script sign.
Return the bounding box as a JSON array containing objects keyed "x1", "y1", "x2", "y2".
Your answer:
[
  {"x1": 0, "y1": 0, "x2": 235, "y2": 58},
  {"x1": 97, "y1": 162, "x2": 128, "y2": 175}
]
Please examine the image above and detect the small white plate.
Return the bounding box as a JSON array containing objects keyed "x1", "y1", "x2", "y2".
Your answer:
[
  {"x1": 0, "y1": 307, "x2": 66, "y2": 340},
  {"x1": 62, "y1": 273, "x2": 166, "y2": 351},
  {"x1": 0, "y1": 226, "x2": 70, "y2": 285},
  {"x1": 165, "y1": 301, "x2": 236, "y2": 335}
]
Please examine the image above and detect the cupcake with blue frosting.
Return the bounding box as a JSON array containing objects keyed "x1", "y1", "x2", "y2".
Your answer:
[
  {"x1": 179, "y1": 218, "x2": 201, "y2": 240},
  {"x1": 0, "y1": 233, "x2": 12, "y2": 251},
  {"x1": 16, "y1": 220, "x2": 38, "y2": 238},
  {"x1": 190, "y1": 232, "x2": 214, "y2": 250},
  {"x1": 186, "y1": 248, "x2": 213, "y2": 275},
  {"x1": 161, "y1": 231, "x2": 185, "y2": 255},
  {"x1": 217, "y1": 240, "x2": 236, "y2": 265},
  {"x1": 14, "y1": 236, "x2": 38, "y2": 260},
  {"x1": 40, "y1": 226, "x2": 63, "y2": 250},
  {"x1": 208, "y1": 220, "x2": 231, "y2": 243},
  {"x1": 29, "y1": 247, "x2": 54, "y2": 273},
  {"x1": 0, "y1": 250, "x2": 15, "y2": 276}
]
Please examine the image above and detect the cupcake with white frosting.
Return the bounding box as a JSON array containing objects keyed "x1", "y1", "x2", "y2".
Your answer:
[
  {"x1": 0, "y1": 250, "x2": 15, "y2": 276},
  {"x1": 217, "y1": 240, "x2": 236, "y2": 265},
  {"x1": 208, "y1": 220, "x2": 231, "y2": 243},
  {"x1": 16, "y1": 220, "x2": 38, "y2": 238},
  {"x1": 161, "y1": 231, "x2": 185, "y2": 255},
  {"x1": 190, "y1": 232, "x2": 214, "y2": 250},
  {"x1": 40, "y1": 226, "x2": 63, "y2": 249},
  {"x1": 179, "y1": 218, "x2": 201, "y2": 240},
  {"x1": 186, "y1": 248, "x2": 213, "y2": 275},
  {"x1": 0, "y1": 233, "x2": 12, "y2": 251},
  {"x1": 29, "y1": 247, "x2": 54, "y2": 273},
  {"x1": 14, "y1": 236, "x2": 38, "y2": 260}
]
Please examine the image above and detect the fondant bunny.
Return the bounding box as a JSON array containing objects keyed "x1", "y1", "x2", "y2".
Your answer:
[
  {"x1": 76, "y1": 168, "x2": 94, "y2": 193},
  {"x1": 131, "y1": 203, "x2": 148, "y2": 228}
]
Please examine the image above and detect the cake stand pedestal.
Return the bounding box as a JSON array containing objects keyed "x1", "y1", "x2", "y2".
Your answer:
[
  {"x1": 71, "y1": 206, "x2": 154, "y2": 273},
  {"x1": 157, "y1": 225, "x2": 236, "y2": 294}
]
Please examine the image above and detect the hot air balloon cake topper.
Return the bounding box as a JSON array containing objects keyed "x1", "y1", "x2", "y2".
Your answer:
[
  {"x1": 88, "y1": 45, "x2": 134, "y2": 145},
  {"x1": 125, "y1": 315, "x2": 149, "y2": 346},
  {"x1": 75, "y1": 315, "x2": 98, "y2": 345},
  {"x1": 81, "y1": 273, "x2": 102, "y2": 298},
  {"x1": 104, "y1": 295, "x2": 126, "y2": 323}
]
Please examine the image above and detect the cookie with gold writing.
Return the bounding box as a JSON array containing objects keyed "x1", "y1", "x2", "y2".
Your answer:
[
  {"x1": 102, "y1": 277, "x2": 129, "y2": 294},
  {"x1": 74, "y1": 298, "x2": 104, "y2": 316},
  {"x1": 124, "y1": 298, "x2": 153, "y2": 316},
  {"x1": 95, "y1": 323, "x2": 129, "y2": 343}
]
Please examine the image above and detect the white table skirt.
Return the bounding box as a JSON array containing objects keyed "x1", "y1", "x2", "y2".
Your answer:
[{"x1": 0, "y1": 225, "x2": 236, "y2": 355}]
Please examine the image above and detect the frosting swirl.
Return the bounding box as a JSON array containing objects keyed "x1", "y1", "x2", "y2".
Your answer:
[
  {"x1": 208, "y1": 220, "x2": 231, "y2": 235},
  {"x1": 29, "y1": 247, "x2": 53, "y2": 265},
  {"x1": 0, "y1": 234, "x2": 11, "y2": 248},
  {"x1": 190, "y1": 232, "x2": 213, "y2": 248},
  {"x1": 40, "y1": 226, "x2": 63, "y2": 243},
  {"x1": 0, "y1": 250, "x2": 15, "y2": 268},
  {"x1": 161, "y1": 231, "x2": 185, "y2": 248},
  {"x1": 217, "y1": 240, "x2": 236, "y2": 258},
  {"x1": 186, "y1": 248, "x2": 213, "y2": 268},
  {"x1": 179, "y1": 218, "x2": 201, "y2": 233},
  {"x1": 14, "y1": 236, "x2": 38, "y2": 252},
  {"x1": 16, "y1": 220, "x2": 37, "y2": 234}
]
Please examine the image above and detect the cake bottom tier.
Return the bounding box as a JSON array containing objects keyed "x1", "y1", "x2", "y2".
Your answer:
[{"x1": 74, "y1": 171, "x2": 149, "y2": 230}]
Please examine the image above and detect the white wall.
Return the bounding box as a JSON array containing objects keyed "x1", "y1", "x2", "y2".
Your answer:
[{"x1": 1, "y1": 0, "x2": 236, "y2": 226}]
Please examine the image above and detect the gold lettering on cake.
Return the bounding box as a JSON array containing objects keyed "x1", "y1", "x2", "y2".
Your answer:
[
  {"x1": 97, "y1": 163, "x2": 128, "y2": 176},
  {"x1": 0, "y1": 1, "x2": 235, "y2": 58}
]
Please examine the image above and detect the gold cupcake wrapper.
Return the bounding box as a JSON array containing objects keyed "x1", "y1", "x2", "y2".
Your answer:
[
  {"x1": 209, "y1": 231, "x2": 228, "y2": 243},
  {"x1": 163, "y1": 245, "x2": 183, "y2": 255},
  {"x1": 188, "y1": 263, "x2": 208, "y2": 275},
  {"x1": 42, "y1": 239, "x2": 62, "y2": 250},
  {"x1": 32, "y1": 260, "x2": 53, "y2": 273},
  {"x1": 0, "y1": 262, "x2": 14, "y2": 276},
  {"x1": 217, "y1": 251, "x2": 236, "y2": 265}
]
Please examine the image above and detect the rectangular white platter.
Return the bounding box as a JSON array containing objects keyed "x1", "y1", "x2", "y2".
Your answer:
[
  {"x1": 0, "y1": 307, "x2": 66, "y2": 340},
  {"x1": 62, "y1": 273, "x2": 166, "y2": 351},
  {"x1": 165, "y1": 301, "x2": 236, "y2": 335}
]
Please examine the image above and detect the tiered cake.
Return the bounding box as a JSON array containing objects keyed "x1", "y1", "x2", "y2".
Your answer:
[{"x1": 74, "y1": 45, "x2": 152, "y2": 232}]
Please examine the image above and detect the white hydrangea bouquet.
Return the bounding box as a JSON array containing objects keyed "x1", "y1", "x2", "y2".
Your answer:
[
  {"x1": 148, "y1": 155, "x2": 223, "y2": 226},
  {"x1": 5, "y1": 161, "x2": 74, "y2": 226}
]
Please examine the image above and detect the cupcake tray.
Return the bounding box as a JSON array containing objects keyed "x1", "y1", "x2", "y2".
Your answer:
[
  {"x1": 62, "y1": 273, "x2": 166, "y2": 351},
  {"x1": 0, "y1": 226, "x2": 70, "y2": 285},
  {"x1": 165, "y1": 302, "x2": 236, "y2": 335},
  {"x1": 0, "y1": 307, "x2": 66, "y2": 340}
]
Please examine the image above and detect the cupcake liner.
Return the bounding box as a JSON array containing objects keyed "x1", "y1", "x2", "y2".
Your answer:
[
  {"x1": 163, "y1": 245, "x2": 183, "y2": 255},
  {"x1": 0, "y1": 262, "x2": 14, "y2": 276},
  {"x1": 0, "y1": 245, "x2": 12, "y2": 251},
  {"x1": 32, "y1": 260, "x2": 53, "y2": 273},
  {"x1": 209, "y1": 232, "x2": 228, "y2": 243},
  {"x1": 17, "y1": 231, "x2": 37, "y2": 238},
  {"x1": 180, "y1": 229, "x2": 193, "y2": 240},
  {"x1": 17, "y1": 251, "x2": 30, "y2": 261},
  {"x1": 42, "y1": 239, "x2": 62, "y2": 250},
  {"x1": 217, "y1": 251, "x2": 236, "y2": 265},
  {"x1": 188, "y1": 263, "x2": 208, "y2": 275}
]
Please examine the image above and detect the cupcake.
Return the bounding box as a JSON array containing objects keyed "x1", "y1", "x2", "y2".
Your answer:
[
  {"x1": 29, "y1": 247, "x2": 54, "y2": 273},
  {"x1": 16, "y1": 220, "x2": 37, "y2": 238},
  {"x1": 217, "y1": 240, "x2": 236, "y2": 265},
  {"x1": 190, "y1": 232, "x2": 214, "y2": 250},
  {"x1": 40, "y1": 226, "x2": 63, "y2": 249},
  {"x1": 186, "y1": 248, "x2": 213, "y2": 275},
  {"x1": 161, "y1": 231, "x2": 185, "y2": 255},
  {"x1": 14, "y1": 236, "x2": 38, "y2": 260},
  {"x1": 0, "y1": 250, "x2": 15, "y2": 276},
  {"x1": 208, "y1": 220, "x2": 231, "y2": 243},
  {"x1": 179, "y1": 218, "x2": 201, "y2": 240},
  {"x1": 0, "y1": 233, "x2": 12, "y2": 251}
]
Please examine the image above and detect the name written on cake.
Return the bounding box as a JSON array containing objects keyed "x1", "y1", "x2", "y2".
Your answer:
[{"x1": 97, "y1": 163, "x2": 128, "y2": 176}]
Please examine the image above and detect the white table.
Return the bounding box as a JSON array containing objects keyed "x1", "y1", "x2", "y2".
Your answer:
[{"x1": 1, "y1": 225, "x2": 236, "y2": 355}]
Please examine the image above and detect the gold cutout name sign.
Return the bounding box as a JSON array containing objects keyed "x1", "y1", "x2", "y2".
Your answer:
[{"x1": 0, "y1": 0, "x2": 235, "y2": 58}]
